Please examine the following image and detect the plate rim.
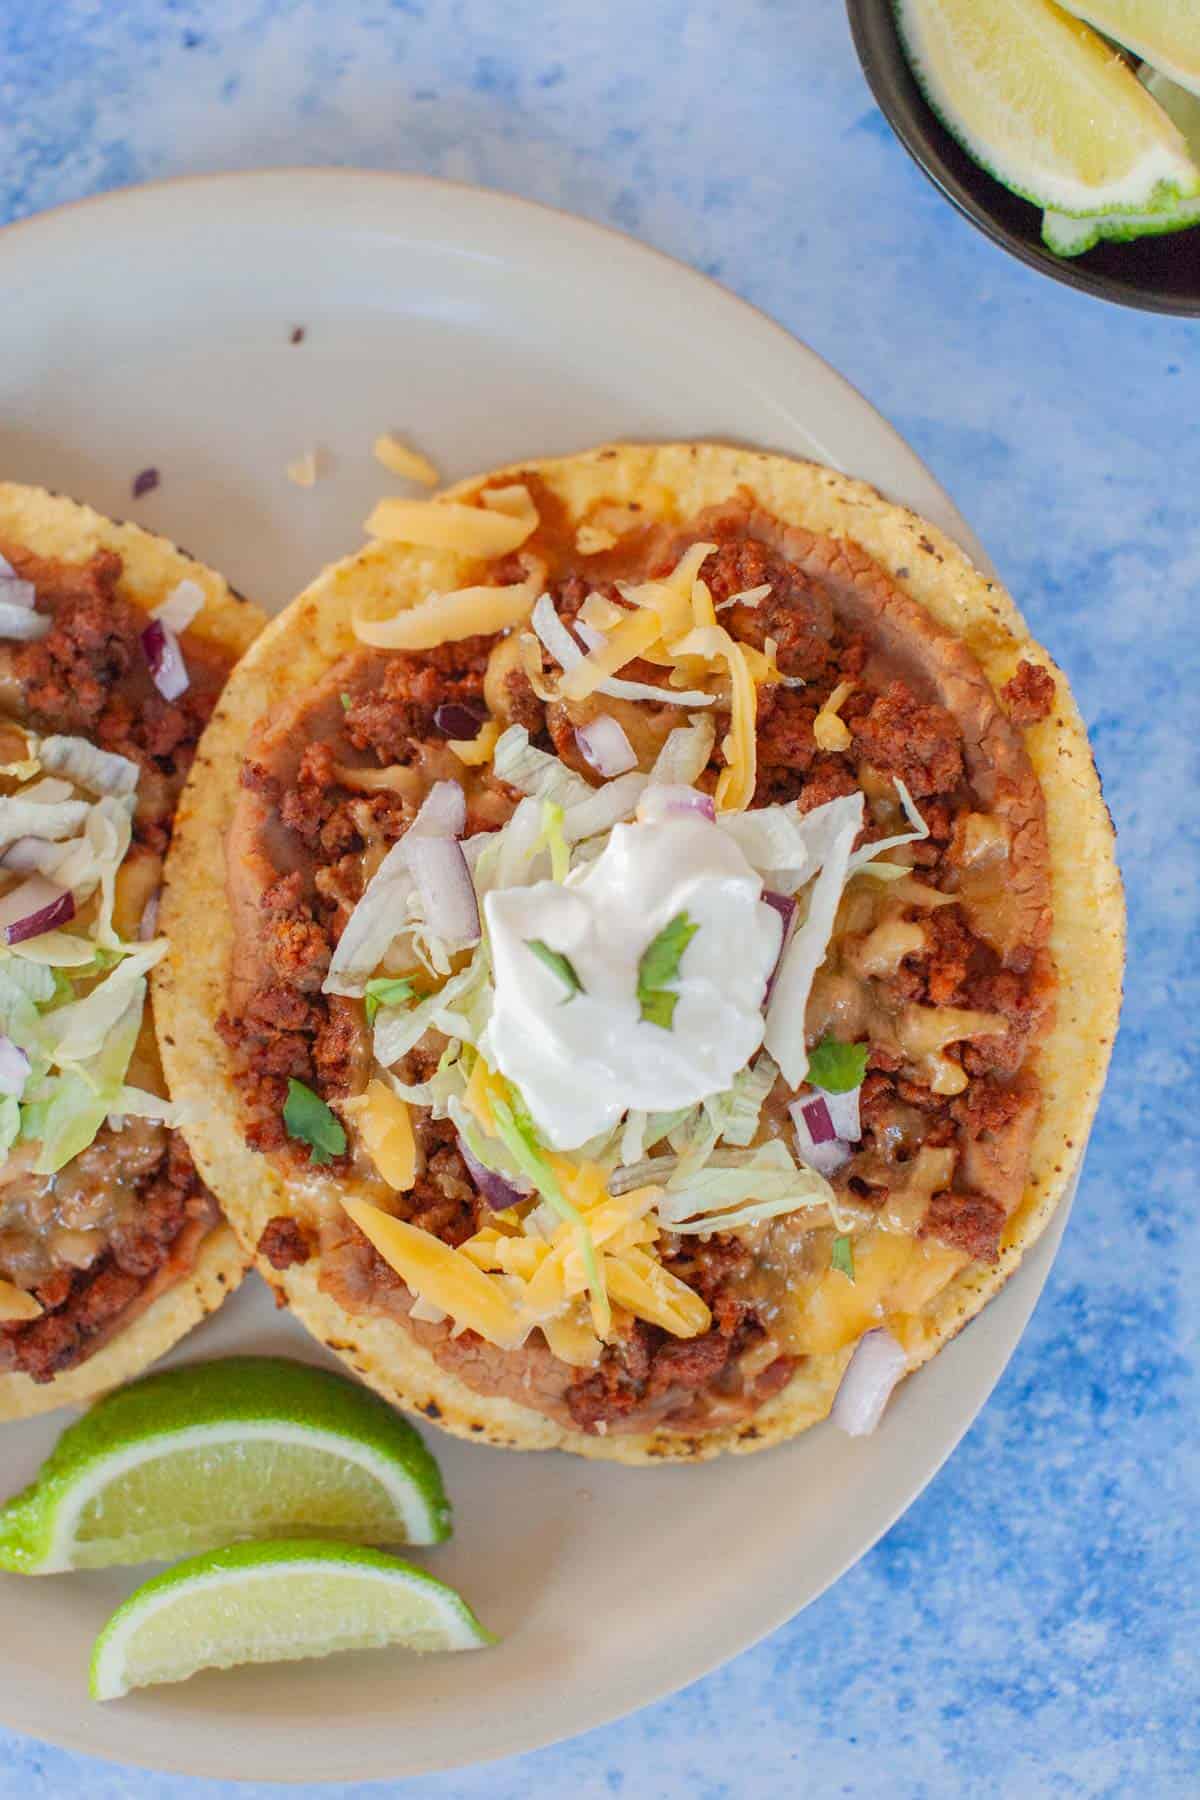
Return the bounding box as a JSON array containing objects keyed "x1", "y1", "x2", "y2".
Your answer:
[{"x1": 0, "y1": 166, "x2": 1075, "y2": 1782}]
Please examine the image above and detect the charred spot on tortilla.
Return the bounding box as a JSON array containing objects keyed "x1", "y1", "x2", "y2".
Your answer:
[
  {"x1": 0, "y1": 482, "x2": 263, "y2": 1419},
  {"x1": 158, "y1": 443, "x2": 1122, "y2": 1464}
]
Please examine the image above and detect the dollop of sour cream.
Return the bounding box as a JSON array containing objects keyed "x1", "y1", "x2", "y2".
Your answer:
[{"x1": 481, "y1": 815, "x2": 783, "y2": 1150}]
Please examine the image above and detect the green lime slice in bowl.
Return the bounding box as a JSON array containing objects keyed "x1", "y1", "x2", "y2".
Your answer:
[
  {"x1": 1043, "y1": 68, "x2": 1200, "y2": 253},
  {"x1": 88, "y1": 1539, "x2": 495, "y2": 1701},
  {"x1": 0, "y1": 1357, "x2": 450, "y2": 1573},
  {"x1": 894, "y1": 0, "x2": 1200, "y2": 216}
]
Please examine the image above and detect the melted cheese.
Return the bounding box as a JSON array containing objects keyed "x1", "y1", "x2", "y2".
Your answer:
[
  {"x1": 797, "y1": 1228, "x2": 965, "y2": 1354},
  {"x1": 354, "y1": 572, "x2": 541, "y2": 650},
  {"x1": 576, "y1": 525, "x2": 618, "y2": 556},
  {"x1": 372, "y1": 435, "x2": 439, "y2": 485},
  {"x1": 448, "y1": 719, "x2": 502, "y2": 766},
  {"x1": 364, "y1": 497, "x2": 536, "y2": 556}
]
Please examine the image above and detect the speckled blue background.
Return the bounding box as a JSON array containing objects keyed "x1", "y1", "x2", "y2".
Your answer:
[{"x1": 1, "y1": 2, "x2": 1196, "y2": 1794}]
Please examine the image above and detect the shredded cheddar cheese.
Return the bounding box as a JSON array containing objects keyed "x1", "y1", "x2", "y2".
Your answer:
[
  {"x1": 373, "y1": 434, "x2": 439, "y2": 485},
  {"x1": 342, "y1": 1198, "x2": 529, "y2": 1348},
  {"x1": 347, "y1": 1079, "x2": 417, "y2": 1191},
  {"x1": 354, "y1": 573, "x2": 541, "y2": 651},
  {"x1": 813, "y1": 680, "x2": 856, "y2": 753},
  {"x1": 364, "y1": 497, "x2": 536, "y2": 557},
  {"x1": 576, "y1": 524, "x2": 618, "y2": 556}
]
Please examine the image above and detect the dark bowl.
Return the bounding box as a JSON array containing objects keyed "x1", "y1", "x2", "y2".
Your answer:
[{"x1": 846, "y1": 0, "x2": 1200, "y2": 316}]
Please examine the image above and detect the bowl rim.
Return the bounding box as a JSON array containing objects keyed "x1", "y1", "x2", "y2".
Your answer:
[{"x1": 845, "y1": 0, "x2": 1200, "y2": 318}]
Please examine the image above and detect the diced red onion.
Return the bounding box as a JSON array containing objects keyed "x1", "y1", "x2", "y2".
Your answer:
[
  {"x1": 410, "y1": 778, "x2": 467, "y2": 839},
  {"x1": 800, "y1": 1094, "x2": 836, "y2": 1144},
  {"x1": 138, "y1": 891, "x2": 161, "y2": 941},
  {"x1": 0, "y1": 1034, "x2": 30, "y2": 1097},
  {"x1": 406, "y1": 835, "x2": 479, "y2": 946},
  {"x1": 821, "y1": 1084, "x2": 862, "y2": 1144},
  {"x1": 1, "y1": 837, "x2": 64, "y2": 877},
  {"x1": 575, "y1": 714, "x2": 637, "y2": 779},
  {"x1": 831, "y1": 1329, "x2": 907, "y2": 1436},
  {"x1": 141, "y1": 619, "x2": 190, "y2": 701},
  {"x1": 789, "y1": 1095, "x2": 853, "y2": 1177},
  {"x1": 152, "y1": 578, "x2": 205, "y2": 635},
  {"x1": 433, "y1": 702, "x2": 487, "y2": 741},
  {"x1": 0, "y1": 876, "x2": 75, "y2": 944},
  {"x1": 0, "y1": 600, "x2": 49, "y2": 640},
  {"x1": 0, "y1": 555, "x2": 36, "y2": 611},
  {"x1": 457, "y1": 1134, "x2": 532, "y2": 1211},
  {"x1": 132, "y1": 467, "x2": 160, "y2": 499},
  {"x1": 637, "y1": 784, "x2": 717, "y2": 825}
]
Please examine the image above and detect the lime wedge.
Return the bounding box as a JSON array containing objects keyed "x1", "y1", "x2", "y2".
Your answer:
[
  {"x1": 1055, "y1": 2, "x2": 1200, "y2": 95},
  {"x1": 0, "y1": 1357, "x2": 450, "y2": 1573},
  {"x1": 1043, "y1": 68, "x2": 1200, "y2": 252},
  {"x1": 89, "y1": 1539, "x2": 495, "y2": 1699},
  {"x1": 895, "y1": 0, "x2": 1200, "y2": 214}
]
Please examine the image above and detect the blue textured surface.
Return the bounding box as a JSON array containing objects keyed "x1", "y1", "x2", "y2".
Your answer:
[{"x1": 1, "y1": 3, "x2": 1196, "y2": 1795}]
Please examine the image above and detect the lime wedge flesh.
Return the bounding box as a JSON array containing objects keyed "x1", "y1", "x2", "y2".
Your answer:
[
  {"x1": 1054, "y1": 1, "x2": 1200, "y2": 96},
  {"x1": 1043, "y1": 69, "x2": 1200, "y2": 252},
  {"x1": 0, "y1": 1357, "x2": 450, "y2": 1573},
  {"x1": 895, "y1": 0, "x2": 1200, "y2": 214},
  {"x1": 89, "y1": 1539, "x2": 495, "y2": 1700}
]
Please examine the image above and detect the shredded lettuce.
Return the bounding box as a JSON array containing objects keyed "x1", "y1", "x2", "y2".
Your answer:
[
  {"x1": 655, "y1": 1139, "x2": 833, "y2": 1229},
  {"x1": 0, "y1": 960, "x2": 57, "y2": 1006},
  {"x1": 0, "y1": 1095, "x2": 19, "y2": 1159},
  {"x1": 763, "y1": 792, "x2": 865, "y2": 1086},
  {"x1": 648, "y1": 714, "x2": 716, "y2": 786},
  {"x1": 560, "y1": 772, "x2": 647, "y2": 844},
  {"x1": 493, "y1": 725, "x2": 594, "y2": 811},
  {"x1": 535, "y1": 800, "x2": 570, "y2": 883},
  {"x1": 41, "y1": 941, "x2": 164, "y2": 1067},
  {"x1": 702, "y1": 1051, "x2": 780, "y2": 1148},
  {"x1": 372, "y1": 949, "x2": 490, "y2": 1067},
  {"x1": 37, "y1": 735, "x2": 139, "y2": 799},
  {"x1": 847, "y1": 779, "x2": 929, "y2": 875},
  {"x1": 0, "y1": 795, "x2": 90, "y2": 848},
  {"x1": 324, "y1": 837, "x2": 414, "y2": 996},
  {"x1": 31, "y1": 988, "x2": 143, "y2": 1174}
]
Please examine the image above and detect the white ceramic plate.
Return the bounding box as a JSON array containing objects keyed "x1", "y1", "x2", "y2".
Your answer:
[{"x1": 0, "y1": 171, "x2": 1078, "y2": 1782}]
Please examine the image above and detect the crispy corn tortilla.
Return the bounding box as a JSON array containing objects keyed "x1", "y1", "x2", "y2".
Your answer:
[
  {"x1": 158, "y1": 443, "x2": 1124, "y2": 1463},
  {"x1": 0, "y1": 482, "x2": 263, "y2": 1420}
]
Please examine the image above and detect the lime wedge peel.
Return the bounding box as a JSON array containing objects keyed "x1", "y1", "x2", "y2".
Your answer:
[
  {"x1": 895, "y1": 0, "x2": 1200, "y2": 217},
  {"x1": 0, "y1": 1357, "x2": 451, "y2": 1574},
  {"x1": 1043, "y1": 67, "x2": 1200, "y2": 253},
  {"x1": 89, "y1": 1539, "x2": 495, "y2": 1701},
  {"x1": 1054, "y1": 1, "x2": 1200, "y2": 96}
]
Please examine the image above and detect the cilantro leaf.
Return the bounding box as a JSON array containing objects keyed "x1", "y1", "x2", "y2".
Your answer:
[
  {"x1": 637, "y1": 911, "x2": 699, "y2": 1030},
  {"x1": 639, "y1": 988, "x2": 680, "y2": 1031},
  {"x1": 831, "y1": 1234, "x2": 855, "y2": 1282},
  {"x1": 807, "y1": 1036, "x2": 869, "y2": 1094},
  {"x1": 340, "y1": 692, "x2": 352, "y2": 712},
  {"x1": 363, "y1": 975, "x2": 415, "y2": 1028},
  {"x1": 283, "y1": 1078, "x2": 347, "y2": 1165},
  {"x1": 525, "y1": 938, "x2": 583, "y2": 1001}
]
